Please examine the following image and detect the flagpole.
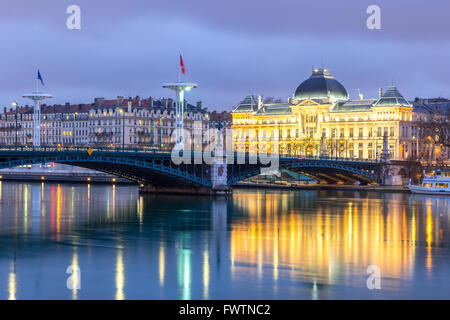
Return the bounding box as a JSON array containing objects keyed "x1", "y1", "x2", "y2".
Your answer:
[{"x1": 178, "y1": 55, "x2": 181, "y2": 83}]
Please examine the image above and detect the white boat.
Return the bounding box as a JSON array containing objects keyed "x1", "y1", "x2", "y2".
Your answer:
[{"x1": 408, "y1": 170, "x2": 450, "y2": 195}]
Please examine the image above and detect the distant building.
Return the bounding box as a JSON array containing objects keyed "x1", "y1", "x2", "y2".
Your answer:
[
  {"x1": 412, "y1": 97, "x2": 450, "y2": 164},
  {"x1": 209, "y1": 110, "x2": 232, "y2": 129},
  {"x1": 0, "y1": 96, "x2": 209, "y2": 149}
]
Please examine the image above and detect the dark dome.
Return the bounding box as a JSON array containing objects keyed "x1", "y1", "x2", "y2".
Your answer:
[{"x1": 294, "y1": 68, "x2": 348, "y2": 101}]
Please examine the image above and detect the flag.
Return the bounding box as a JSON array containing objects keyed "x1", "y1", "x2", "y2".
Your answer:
[
  {"x1": 37, "y1": 70, "x2": 45, "y2": 86},
  {"x1": 180, "y1": 55, "x2": 186, "y2": 75}
]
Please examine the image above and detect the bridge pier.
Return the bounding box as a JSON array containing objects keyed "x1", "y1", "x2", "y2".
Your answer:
[
  {"x1": 139, "y1": 161, "x2": 232, "y2": 195},
  {"x1": 211, "y1": 160, "x2": 232, "y2": 195},
  {"x1": 139, "y1": 185, "x2": 215, "y2": 195},
  {"x1": 380, "y1": 164, "x2": 403, "y2": 186},
  {"x1": 139, "y1": 185, "x2": 232, "y2": 195}
]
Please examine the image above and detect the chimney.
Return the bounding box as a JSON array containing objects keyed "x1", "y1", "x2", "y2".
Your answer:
[
  {"x1": 379, "y1": 88, "x2": 383, "y2": 98},
  {"x1": 196, "y1": 101, "x2": 202, "y2": 109},
  {"x1": 257, "y1": 95, "x2": 263, "y2": 109},
  {"x1": 148, "y1": 96, "x2": 154, "y2": 108},
  {"x1": 94, "y1": 97, "x2": 105, "y2": 107},
  {"x1": 127, "y1": 100, "x2": 132, "y2": 112},
  {"x1": 3, "y1": 107, "x2": 6, "y2": 114},
  {"x1": 117, "y1": 96, "x2": 124, "y2": 106}
]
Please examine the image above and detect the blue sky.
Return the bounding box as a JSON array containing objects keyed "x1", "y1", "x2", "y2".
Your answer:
[{"x1": 1, "y1": 0, "x2": 449, "y2": 111}]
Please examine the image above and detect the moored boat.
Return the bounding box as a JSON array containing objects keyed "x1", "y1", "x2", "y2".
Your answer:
[{"x1": 408, "y1": 170, "x2": 450, "y2": 195}]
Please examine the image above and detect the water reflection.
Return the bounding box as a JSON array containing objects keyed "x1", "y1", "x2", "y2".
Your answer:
[
  {"x1": 0, "y1": 181, "x2": 449, "y2": 299},
  {"x1": 115, "y1": 248, "x2": 125, "y2": 300},
  {"x1": 8, "y1": 260, "x2": 16, "y2": 300}
]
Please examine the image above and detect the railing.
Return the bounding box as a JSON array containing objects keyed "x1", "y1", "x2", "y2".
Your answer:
[
  {"x1": 0, "y1": 145, "x2": 167, "y2": 154},
  {"x1": 0, "y1": 145, "x2": 380, "y2": 163}
]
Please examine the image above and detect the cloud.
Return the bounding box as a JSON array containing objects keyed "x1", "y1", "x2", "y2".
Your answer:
[{"x1": 0, "y1": 0, "x2": 449, "y2": 111}]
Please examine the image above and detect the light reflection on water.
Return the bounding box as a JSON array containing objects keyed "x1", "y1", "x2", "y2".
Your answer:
[{"x1": 0, "y1": 181, "x2": 449, "y2": 299}]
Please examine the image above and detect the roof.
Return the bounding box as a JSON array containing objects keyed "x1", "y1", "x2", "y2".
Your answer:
[
  {"x1": 424, "y1": 101, "x2": 450, "y2": 116},
  {"x1": 232, "y1": 94, "x2": 259, "y2": 113},
  {"x1": 374, "y1": 86, "x2": 412, "y2": 107},
  {"x1": 411, "y1": 101, "x2": 434, "y2": 114},
  {"x1": 331, "y1": 99, "x2": 376, "y2": 112},
  {"x1": 294, "y1": 68, "x2": 349, "y2": 101},
  {"x1": 254, "y1": 103, "x2": 292, "y2": 116}
]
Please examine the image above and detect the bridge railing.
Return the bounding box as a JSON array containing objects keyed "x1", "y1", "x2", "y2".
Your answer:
[
  {"x1": 0, "y1": 145, "x2": 380, "y2": 164},
  {"x1": 0, "y1": 145, "x2": 169, "y2": 154}
]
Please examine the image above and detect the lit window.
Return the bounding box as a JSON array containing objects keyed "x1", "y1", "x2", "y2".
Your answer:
[
  {"x1": 423, "y1": 183, "x2": 433, "y2": 188},
  {"x1": 436, "y1": 183, "x2": 448, "y2": 188}
]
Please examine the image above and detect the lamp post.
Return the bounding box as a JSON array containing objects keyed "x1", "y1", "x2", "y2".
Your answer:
[
  {"x1": 412, "y1": 136, "x2": 419, "y2": 161},
  {"x1": 73, "y1": 112, "x2": 78, "y2": 146},
  {"x1": 159, "y1": 116, "x2": 166, "y2": 150},
  {"x1": 427, "y1": 136, "x2": 433, "y2": 164},
  {"x1": 120, "y1": 109, "x2": 125, "y2": 151},
  {"x1": 12, "y1": 101, "x2": 18, "y2": 148}
]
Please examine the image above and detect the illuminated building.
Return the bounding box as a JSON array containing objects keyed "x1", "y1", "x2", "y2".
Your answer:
[{"x1": 232, "y1": 68, "x2": 449, "y2": 161}]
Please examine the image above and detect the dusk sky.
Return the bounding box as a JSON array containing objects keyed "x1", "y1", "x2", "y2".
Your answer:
[{"x1": 1, "y1": 0, "x2": 449, "y2": 111}]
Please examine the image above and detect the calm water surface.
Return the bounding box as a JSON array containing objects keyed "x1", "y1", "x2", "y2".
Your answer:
[{"x1": 0, "y1": 181, "x2": 449, "y2": 299}]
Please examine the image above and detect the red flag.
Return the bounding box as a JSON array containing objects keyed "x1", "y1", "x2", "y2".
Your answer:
[{"x1": 180, "y1": 55, "x2": 186, "y2": 75}]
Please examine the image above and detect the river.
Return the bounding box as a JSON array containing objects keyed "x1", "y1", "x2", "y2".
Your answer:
[{"x1": 0, "y1": 181, "x2": 449, "y2": 299}]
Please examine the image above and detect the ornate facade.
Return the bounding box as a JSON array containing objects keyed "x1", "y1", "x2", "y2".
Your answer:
[{"x1": 232, "y1": 68, "x2": 449, "y2": 162}]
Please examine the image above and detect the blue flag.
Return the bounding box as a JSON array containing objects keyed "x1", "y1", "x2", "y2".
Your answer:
[{"x1": 37, "y1": 70, "x2": 45, "y2": 86}]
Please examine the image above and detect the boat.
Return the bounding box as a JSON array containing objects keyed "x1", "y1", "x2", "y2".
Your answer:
[{"x1": 408, "y1": 170, "x2": 450, "y2": 195}]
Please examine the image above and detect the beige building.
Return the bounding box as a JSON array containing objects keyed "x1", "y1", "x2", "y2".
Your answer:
[
  {"x1": 0, "y1": 96, "x2": 209, "y2": 149},
  {"x1": 232, "y1": 68, "x2": 448, "y2": 162}
]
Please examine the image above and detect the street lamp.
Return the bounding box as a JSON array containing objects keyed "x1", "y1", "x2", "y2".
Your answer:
[
  {"x1": 427, "y1": 136, "x2": 433, "y2": 164},
  {"x1": 73, "y1": 112, "x2": 78, "y2": 146},
  {"x1": 159, "y1": 116, "x2": 166, "y2": 150},
  {"x1": 120, "y1": 109, "x2": 125, "y2": 151},
  {"x1": 412, "y1": 136, "x2": 419, "y2": 161},
  {"x1": 12, "y1": 101, "x2": 18, "y2": 148}
]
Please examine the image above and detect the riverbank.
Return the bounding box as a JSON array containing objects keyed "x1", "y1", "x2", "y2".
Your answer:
[
  {"x1": 235, "y1": 182, "x2": 410, "y2": 193},
  {"x1": 0, "y1": 164, "x2": 134, "y2": 184}
]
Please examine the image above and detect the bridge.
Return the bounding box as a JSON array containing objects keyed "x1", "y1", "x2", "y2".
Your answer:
[{"x1": 0, "y1": 146, "x2": 417, "y2": 194}]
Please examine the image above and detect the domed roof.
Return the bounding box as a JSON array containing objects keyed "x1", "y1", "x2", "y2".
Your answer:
[{"x1": 294, "y1": 68, "x2": 348, "y2": 101}]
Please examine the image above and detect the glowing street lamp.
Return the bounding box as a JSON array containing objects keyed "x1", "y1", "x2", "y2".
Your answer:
[
  {"x1": 12, "y1": 101, "x2": 18, "y2": 147},
  {"x1": 120, "y1": 109, "x2": 125, "y2": 151}
]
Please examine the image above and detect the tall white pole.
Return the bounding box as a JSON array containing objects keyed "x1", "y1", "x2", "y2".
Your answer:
[
  {"x1": 34, "y1": 99, "x2": 41, "y2": 146},
  {"x1": 179, "y1": 89, "x2": 184, "y2": 144}
]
